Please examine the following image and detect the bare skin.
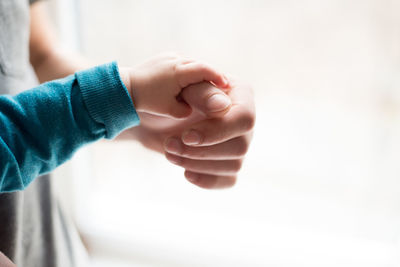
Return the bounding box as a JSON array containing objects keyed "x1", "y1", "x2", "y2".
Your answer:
[
  {"x1": 119, "y1": 78, "x2": 255, "y2": 189},
  {"x1": 119, "y1": 53, "x2": 230, "y2": 119},
  {"x1": 0, "y1": 252, "x2": 16, "y2": 267},
  {"x1": 29, "y1": 2, "x2": 255, "y2": 189}
]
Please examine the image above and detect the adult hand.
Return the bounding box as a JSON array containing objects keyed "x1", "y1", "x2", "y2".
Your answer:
[{"x1": 118, "y1": 77, "x2": 255, "y2": 189}]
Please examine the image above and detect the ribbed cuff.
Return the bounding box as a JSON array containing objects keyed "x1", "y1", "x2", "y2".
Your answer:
[{"x1": 75, "y1": 61, "x2": 140, "y2": 139}]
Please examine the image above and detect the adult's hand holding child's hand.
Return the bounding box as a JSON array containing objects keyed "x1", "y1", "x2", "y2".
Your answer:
[
  {"x1": 165, "y1": 77, "x2": 255, "y2": 188},
  {"x1": 118, "y1": 75, "x2": 255, "y2": 189}
]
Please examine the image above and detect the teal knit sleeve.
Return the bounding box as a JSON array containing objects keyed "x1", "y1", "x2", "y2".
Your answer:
[{"x1": 0, "y1": 61, "x2": 140, "y2": 192}]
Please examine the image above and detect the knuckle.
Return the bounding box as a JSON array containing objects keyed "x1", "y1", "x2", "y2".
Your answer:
[
  {"x1": 235, "y1": 137, "x2": 250, "y2": 157},
  {"x1": 239, "y1": 108, "x2": 256, "y2": 132},
  {"x1": 197, "y1": 62, "x2": 209, "y2": 72},
  {"x1": 231, "y1": 159, "x2": 243, "y2": 173}
]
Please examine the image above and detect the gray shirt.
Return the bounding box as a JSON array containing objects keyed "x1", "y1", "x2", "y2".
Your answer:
[{"x1": 0, "y1": 0, "x2": 87, "y2": 266}]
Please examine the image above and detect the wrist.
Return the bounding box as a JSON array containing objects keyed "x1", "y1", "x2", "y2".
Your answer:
[{"x1": 119, "y1": 67, "x2": 135, "y2": 107}]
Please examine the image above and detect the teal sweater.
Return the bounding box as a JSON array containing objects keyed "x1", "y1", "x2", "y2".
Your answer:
[{"x1": 0, "y1": 62, "x2": 140, "y2": 192}]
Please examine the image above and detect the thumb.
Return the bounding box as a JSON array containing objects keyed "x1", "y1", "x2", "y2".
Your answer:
[{"x1": 180, "y1": 82, "x2": 232, "y2": 118}]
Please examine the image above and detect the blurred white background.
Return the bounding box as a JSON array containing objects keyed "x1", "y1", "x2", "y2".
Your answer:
[{"x1": 50, "y1": 0, "x2": 400, "y2": 266}]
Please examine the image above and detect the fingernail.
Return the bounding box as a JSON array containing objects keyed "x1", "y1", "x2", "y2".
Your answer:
[
  {"x1": 182, "y1": 130, "x2": 202, "y2": 145},
  {"x1": 165, "y1": 138, "x2": 182, "y2": 154},
  {"x1": 206, "y1": 94, "x2": 231, "y2": 112}
]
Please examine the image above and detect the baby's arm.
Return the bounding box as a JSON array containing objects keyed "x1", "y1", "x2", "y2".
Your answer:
[
  {"x1": 0, "y1": 55, "x2": 229, "y2": 192},
  {"x1": 0, "y1": 62, "x2": 138, "y2": 192}
]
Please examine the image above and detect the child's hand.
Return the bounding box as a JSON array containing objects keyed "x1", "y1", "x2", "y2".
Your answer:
[{"x1": 120, "y1": 53, "x2": 230, "y2": 119}]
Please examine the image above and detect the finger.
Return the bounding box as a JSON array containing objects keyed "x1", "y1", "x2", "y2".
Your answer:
[
  {"x1": 176, "y1": 62, "x2": 229, "y2": 89},
  {"x1": 184, "y1": 170, "x2": 237, "y2": 189},
  {"x1": 164, "y1": 134, "x2": 252, "y2": 160},
  {"x1": 180, "y1": 82, "x2": 232, "y2": 117},
  {"x1": 181, "y1": 105, "x2": 255, "y2": 146},
  {"x1": 165, "y1": 153, "x2": 243, "y2": 176},
  {"x1": 180, "y1": 78, "x2": 255, "y2": 146}
]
